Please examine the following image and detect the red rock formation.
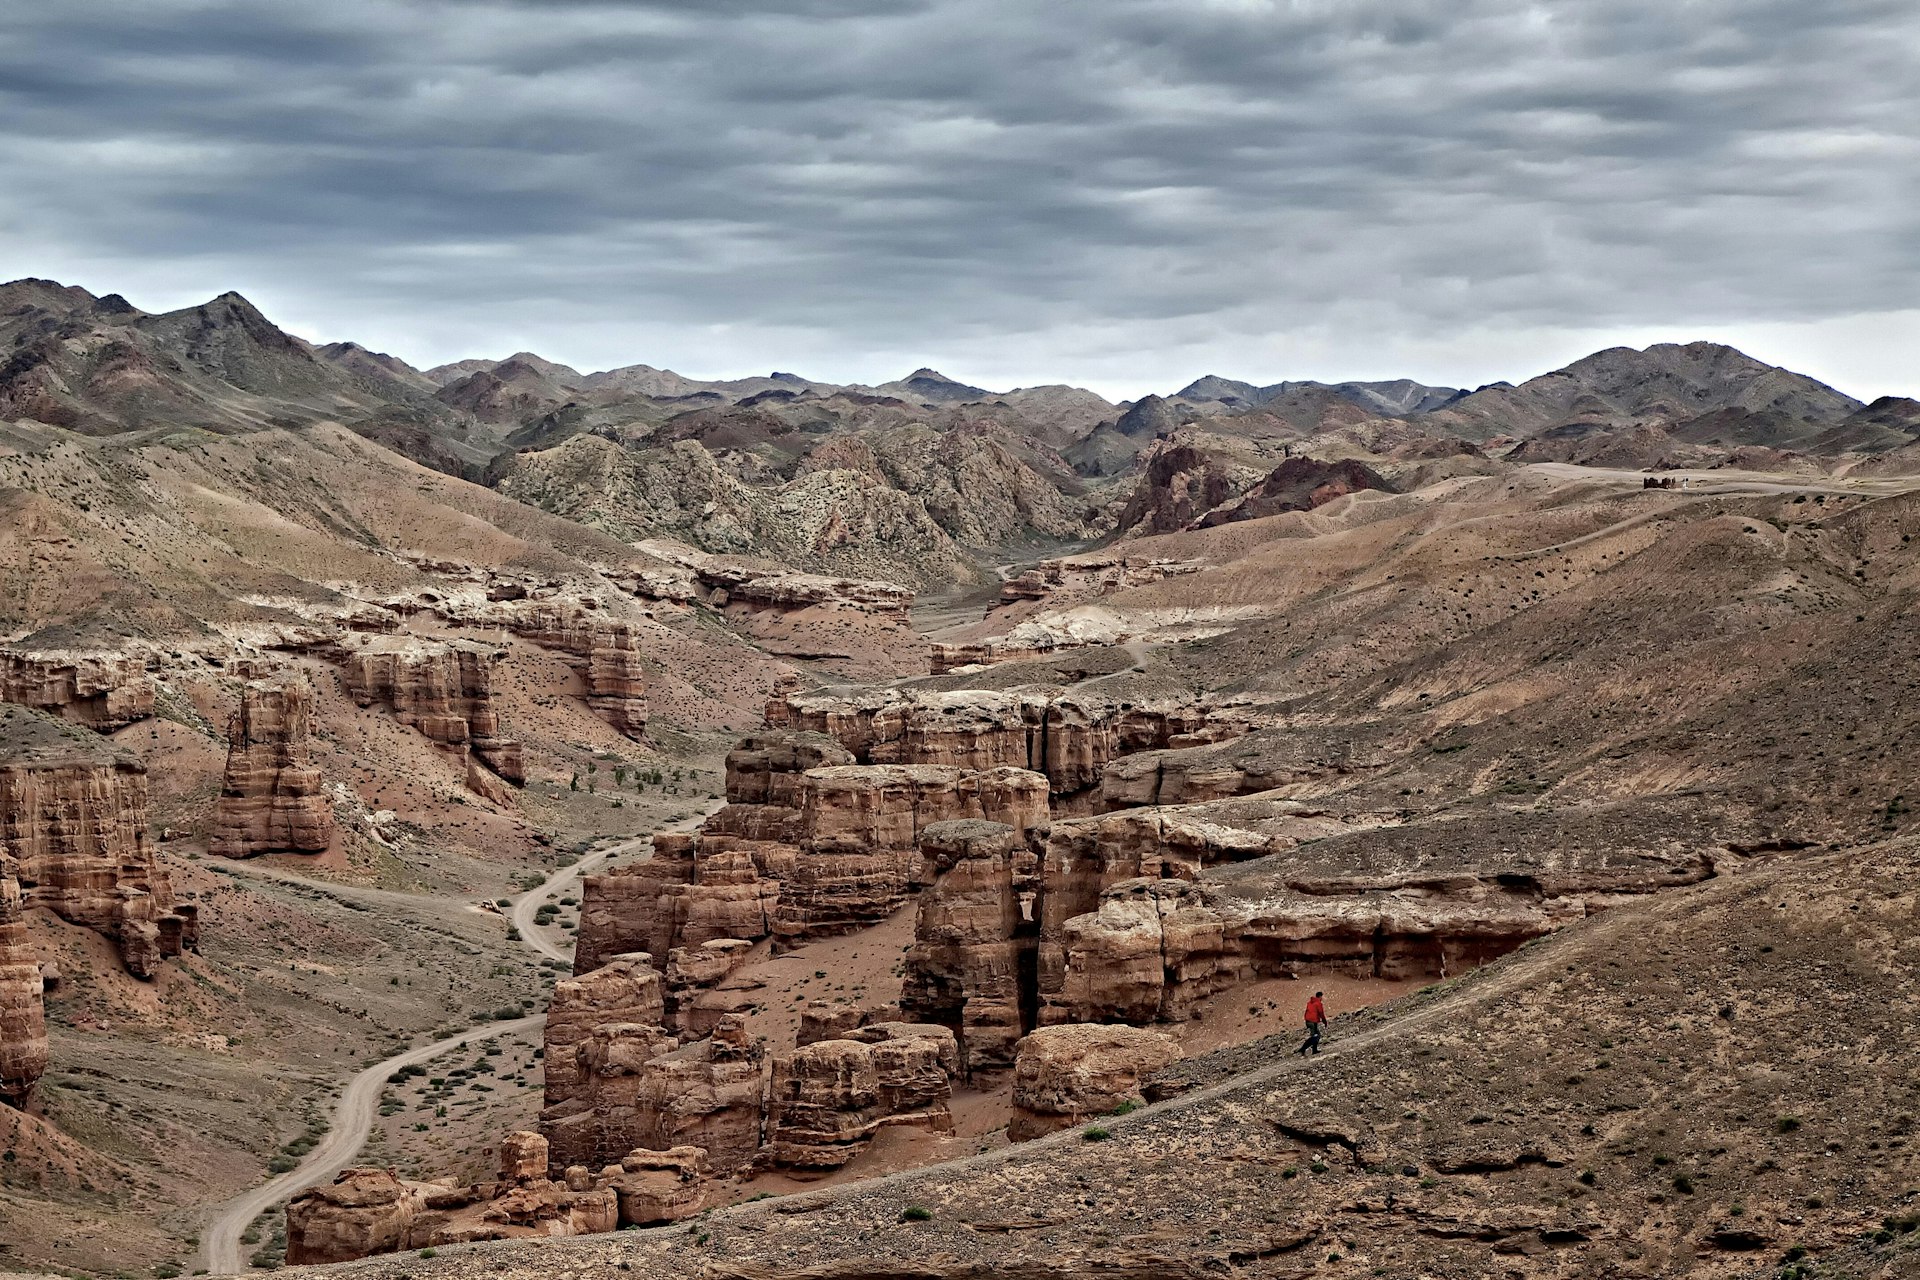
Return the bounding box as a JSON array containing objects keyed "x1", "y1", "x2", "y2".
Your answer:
[
  {"x1": 603, "y1": 1146, "x2": 709, "y2": 1226},
  {"x1": 209, "y1": 676, "x2": 333, "y2": 858},
  {"x1": 901, "y1": 820, "x2": 1037, "y2": 1076},
  {"x1": 0, "y1": 706, "x2": 195, "y2": 978},
  {"x1": 542, "y1": 1014, "x2": 766, "y2": 1175},
  {"x1": 764, "y1": 1023, "x2": 958, "y2": 1171},
  {"x1": 542, "y1": 956, "x2": 670, "y2": 1113},
  {"x1": 772, "y1": 764, "x2": 1049, "y2": 945},
  {"x1": 583, "y1": 621, "x2": 649, "y2": 736},
  {"x1": 284, "y1": 1131, "x2": 621, "y2": 1265},
  {"x1": 0, "y1": 852, "x2": 48, "y2": 1106},
  {"x1": 1008, "y1": 1023, "x2": 1182, "y2": 1141},
  {"x1": 483, "y1": 602, "x2": 650, "y2": 737},
  {"x1": 0, "y1": 646, "x2": 153, "y2": 730},
  {"x1": 1050, "y1": 879, "x2": 1247, "y2": 1024},
  {"x1": 575, "y1": 752, "x2": 1050, "y2": 967},
  {"x1": 342, "y1": 637, "x2": 524, "y2": 794},
  {"x1": 664, "y1": 938, "x2": 760, "y2": 1038},
  {"x1": 767, "y1": 687, "x2": 1246, "y2": 802}
]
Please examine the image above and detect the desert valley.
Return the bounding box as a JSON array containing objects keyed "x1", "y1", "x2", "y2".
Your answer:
[{"x1": 1, "y1": 275, "x2": 1919, "y2": 1280}]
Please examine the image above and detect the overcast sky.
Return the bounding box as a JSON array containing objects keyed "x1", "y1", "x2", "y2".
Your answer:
[{"x1": 3, "y1": 0, "x2": 1917, "y2": 399}]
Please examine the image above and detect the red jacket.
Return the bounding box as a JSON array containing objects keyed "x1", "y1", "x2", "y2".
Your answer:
[{"x1": 1305, "y1": 996, "x2": 1326, "y2": 1024}]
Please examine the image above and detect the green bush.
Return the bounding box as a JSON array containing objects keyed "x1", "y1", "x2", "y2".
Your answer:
[
  {"x1": 900, "y1": 1206, "x2": 933, "y2": 1222},
  {"x1": 1083, "y1": 1126, "x2": 1112, "y2": 1142}
]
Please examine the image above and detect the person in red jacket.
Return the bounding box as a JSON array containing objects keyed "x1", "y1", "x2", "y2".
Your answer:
[{"x1": 1297, "y1": 992, "x2": 1328, "y2": 1056}]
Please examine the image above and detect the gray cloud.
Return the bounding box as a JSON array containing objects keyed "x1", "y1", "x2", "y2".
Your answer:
[{"x1": 2, "y1": 0, "x2": 1916, "y2": 396}]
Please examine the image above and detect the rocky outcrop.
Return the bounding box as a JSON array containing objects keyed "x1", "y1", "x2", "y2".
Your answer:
[
  {"x1": 542, "y1": 1013, "x2": 766, "y2": 1175},
  {"x1": 1035, "y1": 795, "x2": 1731, "y2": 1026},
  {"x1": 0, "y1": 646, "x2": 153, "y2": 730},
  {"x1": 774, "y1": 764, "x2": 1048, "y2": 944},
  {"x1": 575, "y1": 750, "x2": 1050, "y2": 967},
  {"x1": 0, "y1": 852, "x2": 47, "y2": 1107},
  {"x1": 542, "y1": 956, "x2": 670, "y2": 1112},
  {"x1": 0, "y1": 706, "x2": 195, "y2": 977},
  {"x1": 1192, "y1": 455, "x2": 1393, "y2": 528},
  {"x1": 991, "y1": 554, "x2": 1203, "y2": 612},
  {"x1": 1049, "y1": 879, "x2": 1248, "y2": 1024},
  {"x1": 472, "y1": 601, "x2": 650, "y2": 737},
  {"x1": 284, "y1": 1131, "x2": 624, "y2": 1265},
  {"x1": 764, "y1": 1023, "x2": 958, "y2": 1171},
  {"x1": 1008, "y1": 1023, "x2": 1182, "y2": 1141},
  {"x1": 582, "y1": 621, "x2": 649, "y2": 736},
  {"x1": 766, "y1": 687, "x2": 1246, "y2": 802},
  {"x1": 664, "y1": 938, "x2": 760, "y2": 1038},
  {"x1": 901, "y1": 820, "x2": 1037, "y2": 1076},
  {"x1": 209, "y1": 676, "x2": 333, "y2": 858},
  {"x1": 602, "y1": 1146, "x2": 710, "y2": 1227},
  {"x1": 341, "y1": 637, "x2": 524, "y2": 794}
]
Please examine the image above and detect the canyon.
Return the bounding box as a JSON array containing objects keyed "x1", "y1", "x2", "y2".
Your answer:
[{"x1": 1, "y1": 276, "x2": 1918, "y2": 1279}]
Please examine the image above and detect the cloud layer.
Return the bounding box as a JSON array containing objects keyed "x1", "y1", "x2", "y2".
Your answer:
[{"x1": 3, "y1": 0, "x2": 1917, "y2": 396}]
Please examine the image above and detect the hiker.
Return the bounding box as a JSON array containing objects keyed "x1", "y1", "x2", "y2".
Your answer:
[{"x1": 1297, "y1": 991, "x2": 1328, "y2": 1056}]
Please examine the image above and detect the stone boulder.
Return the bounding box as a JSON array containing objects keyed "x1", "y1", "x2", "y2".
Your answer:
[
  {"x1": 285, "y1": 1134, "x2": 620, "y2": 1265},
  {"x1": 603, "y1": 1146, "x2": 709, "y2": 1226},
  {"x1": 285, "y1": 1168, "x2": 432, "y2": 1264},
  {"x1": 209, "y1": 676, "x2": 334, "y2": 858},
  {"x1": 1009, "y1": 1024, "x2": 1182, "y2": 1141}
]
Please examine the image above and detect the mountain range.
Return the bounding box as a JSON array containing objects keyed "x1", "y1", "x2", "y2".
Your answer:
[{"x1": 6, "y1": 276, "x2": 1918, "y2": 586}]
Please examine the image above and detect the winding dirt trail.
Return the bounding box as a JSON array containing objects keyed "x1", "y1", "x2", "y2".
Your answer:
[
  {"x1": 196, "y1": 814, "x2": 715, "y2": 1275},
  {"x1": 198, "y1": 1016, "x2": 543, "y2": 1275}
]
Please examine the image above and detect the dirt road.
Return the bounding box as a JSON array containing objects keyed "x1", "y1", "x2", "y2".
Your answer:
[
  {"x1": 199, "y1": 1015, "x2": 543, "y2": 1274},
  {"x1": 197, "y1": 807, "x2": 725, "y2": 1274}
]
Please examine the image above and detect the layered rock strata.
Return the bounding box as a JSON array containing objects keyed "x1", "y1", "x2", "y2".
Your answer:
[
  {"x1": 0, "y1": 646, "x2": 153, "y2": 730},
  {"x1": 1036, "y1": 797, "x2": 1732, "y2": 1025},
  {"x1": 479, "y1": 602, "x2": 650, "y2": 737},
  {"x1": 575, "y1": 752, "x2": 1049, "y2": 969},
  {"x1": 209, "y1": 676, "x2": 333, "y2": 858},
  {"x1": 341, "y1": 638, "x2": 524, "y2": 795},
  {"x1": 900, "y1": 820, "x2": 1037, "y2": 1076},
  {"x1": 765, "y1": 687, "x2": 1246, "y2": 801},
  {"x1": 1008, "y1": 1023, "x2": 1182, "y2": 1141},
  {"x1": 0, "y1": 707, "x2": 196, "y2": 977},
  {"x1": 542, "y1": 955, "x2": 669, "y2": 1110},
  {"x1": 0, "y1": 852, "x2": 48, "y2": 1106},
  {"x1": 284, "y1": 1131, "x2": 663, "y2": 1265},
  {"x1": 541, "y1": 1013, "x2": 765, "y2": 1175},
  {"x1": 764, "y1": 1023, "x2": 958, "y2": 1171}
]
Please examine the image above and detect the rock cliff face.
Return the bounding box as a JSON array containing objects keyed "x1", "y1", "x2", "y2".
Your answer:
[
  {"x1": 0, "y1": 707, "x2": 195, "y2": 978},
  {"x1": 0, "y1": 646, "x2": 153, "y2": 730},
  {"x1": 541, "y1": 1013, "x2": 766, "y2": 1175},
  {"x1": 0, "y1": 853, "x2": 48, "y2": 1107},
  {"x1": 1008, "y1": 1023, "x2": 1182, "y2": 1141},
  {"x1": 209, "y1": 676, "x2": 334, "y2": 858},
  {"x1": 284, "y1": 1131, "x2": 640, "y2": 1265},
  {"x1": 539, "y1": 962, "x2": 961, "y2": 1182},
  {"x1": 576, "y1": 727, "x2": 1049, "y2": 970},
  {"x1": 763, "y1": 1023, "x2": 958, "y2": 1171},
  {"x1": 478, "y1": 602, "x2": 650, "y2": 737},
  {"x1": 542, "y1": 956, "x2": 669, "y2": 1112},
  {"x1": 341, "y1": 638, "x2": 524, "y2": 795},
  {"x1": 766, "y1": 687, "x2": 1245, "y2": 803},
  {"x1": 900, "y1": 820, "x2": 1037, "y2": 1076}
]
